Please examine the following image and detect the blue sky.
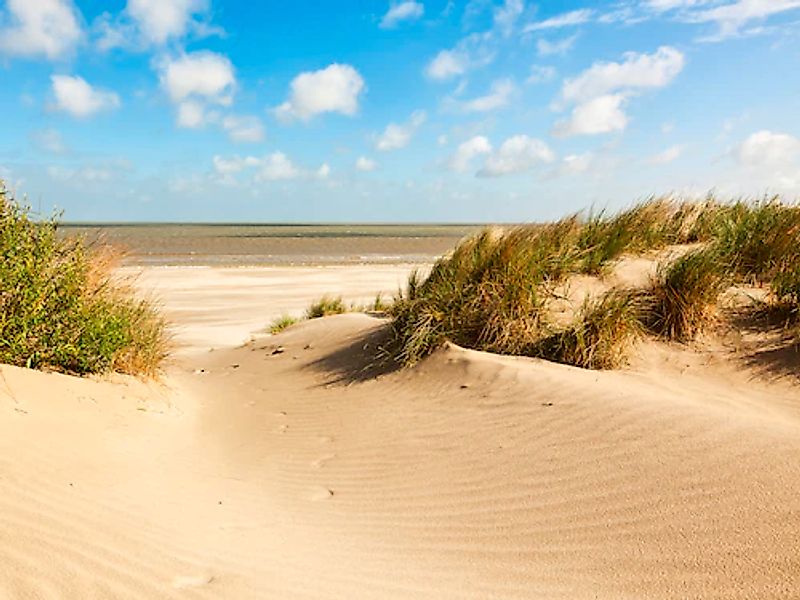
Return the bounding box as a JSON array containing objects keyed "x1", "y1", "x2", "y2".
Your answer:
[{"x1": 1, "y1": 0, "x2": 799, "y2": 222}]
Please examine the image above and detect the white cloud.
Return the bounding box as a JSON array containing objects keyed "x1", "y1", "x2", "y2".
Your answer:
[
  {"x1": 128, "y1": 0, "x2": 208, "y2": 44},
  {"x1": 317, "y1": 163, "x2": 331, "y2": 179},
  {"x1": 356, "y1": 156, "x2": 377, "y2": 171},
  {"x1": 0, "y1": 0, "x2": 83, "y2": 59},
  {"x1": 536, "y1": 34, "x2": 578, "y2": 56},
  {"x1": 685, "y1": 0, "x2": 800, "y2": 40},
  {"x1": 559, "y1": 46, "x2": 685, "y2": 104},
  {"x1": 376, "y1": 110, "x2": 426, "y2": 151},
  {"x1": 648, "y1": 144, "x2": 684, "y2": 164},
  {"x1": 559, "y1": 152, "x2": 595, "y2": 175},
  {"x1": 94, "y1": 0, "x2": 220, "y2": 50},
  {"x1": 275, "y1": 64, "x2": 365, "y2": 122},
  {"x1": 527, "y1": 65, "x2": 556, "y2": 84},
  {"x1": 458, "y1": 78, "x2": 515, "y2": 113},
  {"x1": 524, "y1": 9, "x2": 593, "y2": 32},
  {"x1": 733, "y1": 130, "x2": 800, "y2": 191},
  {"x1": 478, "y1": 135, "x2": 555, "y2": 177},
  {"x1": 176, "y1": 100, "x2": 206, "y2": 128},
  {"x1": 493, "y1": 0, "x2": 525, "y2": 37},
  {"x1": 426, "y1": 49, "x2": 469, "y2": 80},
  {"x1": 736, "y1": 130, "x2": 800, "y2": 169},
  {"x1": 256, "y1": 153, "x2": 300, "y2": 182},
  {"x1": 160, "y1": 51, "x2": 236, "y2": 105},
  {"x1": 380, "y1": 1, "x2": 424, "y2": 28},
  {"x1": 222, "y1": 115, "x2": 265, "y2": 143},
  {"x1": 448, "y1": 135, "x2": 492, "y2": 172},
  {"x1": 553, "y1": 94, "x2": 628, "y2": 137},
  {"x1": 50, "y1": 75, "x2": 121, "y2": 118},
  {"x1": 553, "y1": 46, "x2": 685, "y2": 137},
  {"x1": 212, "y1": 153, "x2": 327, "y2": 182}
]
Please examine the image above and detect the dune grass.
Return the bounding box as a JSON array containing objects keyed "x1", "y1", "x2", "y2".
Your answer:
[
  {"x1": 531, "y1": 289, "x2": 643, "y2": 369},
  {"x1": 0, "y1": 184, "x2": 167, "y2": 376},
  {"x1": 389, "y1": 195, "x2": 800, "y2": 369},
  {"x1": 638, "y1": 248, "x2": 730, "y2": 341},
  {"x1": 268, "y1": 314, "x2": 300, "y2": 334},
  {"x1": 305, "y1": 295, "x2": 346, "y2": 318}
]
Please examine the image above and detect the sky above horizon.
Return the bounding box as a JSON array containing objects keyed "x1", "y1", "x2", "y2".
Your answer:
[{"x1": 1, "y1": 0, "x2": 800, "y2": 222}]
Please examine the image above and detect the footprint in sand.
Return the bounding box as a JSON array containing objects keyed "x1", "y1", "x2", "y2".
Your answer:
[
  {"x1": 276, "y1": 424, "x2": 288, "y2": 433},
  {"x1": 308, "y1": 486, "x2": 334, "y2": 500},
  {"x1": 311, "y1": 453, "x2": 336, "y2": 468},
  {"x1": 172, "y1": 574, "x2": 215, "y2": 589}
]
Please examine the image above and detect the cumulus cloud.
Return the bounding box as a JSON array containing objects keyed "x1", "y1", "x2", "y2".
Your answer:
[
  {"x1": 553, "y1": 94, "x2": 628, "y2": 137},
  {"x1": 160, "y1": 51, "x2": 235, "y2": 105},
  {"x1": 93, "y1": 0, "x2": 220, "y2": 50},
  {"x1": 0, "y1": 0, "x2": 83, "y2": 59},
  {"x1": 648, "y1": 144, "x2": 684, "y2": 164},
  {"x1": 553, "y1": 46, "x2": 684, "y2": 137},
  {"x1": 50, "y1": 75, "x2": 121, "y2": 118},
  {"x1": 426, "y1": 48, "x2": 469, "y2": 80},
  {"x1": 212, "y1": 152, "x2": 326, "y2": 182},
  {"x1": 536, "y1": 34, "x2": 578, "y2": 56},
  {"x1": 559, "y1": 46, "x2": 685, "y2": 104},
  {"x1": 524, "y1": 9, "x2": 593, "y2": 32},
  {"x1": 733, "y1": 130, "x2": 800, "y2": 191},
  {"x1": 376, "y1": 110, "x2": 426, "y2": 151},
  {"x1": 448, "y1": 136, "x2": 492, "y2": 172},
  {"x1": 222, "y1": 115, "x2": 265, "y2": 143},
  {"x1": 379, "y1": 1, "x2": 424, "y2": 28},
  {"x1": 459, "y1": 79, "x2": 515, "y2": 113},
  {"x1": 275, "y1": 64, "x2": 365, "y2": 122},
  {"x1": 478, "y1": 135, "x2": 555, "y2": 177},
  {"x1": 356, "y1": 156, "x2": 377, "y2": 171}
]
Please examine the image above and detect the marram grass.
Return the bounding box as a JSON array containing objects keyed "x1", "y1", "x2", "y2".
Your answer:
[{"x1": 0, "y1": 183, "x2": 167, "y2": 376}]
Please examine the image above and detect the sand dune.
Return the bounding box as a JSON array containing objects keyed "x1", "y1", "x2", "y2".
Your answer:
[{"x1": 2, "y1": 301, "x2": 800, "y2": 598}]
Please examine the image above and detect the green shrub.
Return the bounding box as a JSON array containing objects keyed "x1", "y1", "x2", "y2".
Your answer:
[
  {"x1": 305, "y1": 295, "x2": 346, "y2": 318},
  {"x1": 0, "y1": 184, "x2": 167, "y2": 375}
]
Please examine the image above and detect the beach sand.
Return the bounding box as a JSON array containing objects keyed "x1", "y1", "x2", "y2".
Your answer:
[{"x1": 1, "y1": 260, "x2": 800, "y2": 598}]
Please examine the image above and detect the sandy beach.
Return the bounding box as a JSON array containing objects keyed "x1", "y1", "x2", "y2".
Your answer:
[{"x1": 2, "y1": 255, "x2": 799, "y2": 599}]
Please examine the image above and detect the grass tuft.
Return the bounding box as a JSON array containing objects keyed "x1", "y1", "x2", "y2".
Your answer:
[
  {"x1": 639, "y1": 248, "x2": 729, "y2": 341},
  {"x1": 268, "y1": 314, "x2": 299, "y2": 334},
  {"x1": 305, "y1": 295, "x2": 346, "y2": 319},
  {"x1": 532, "y1": 289, "x2": 643, "y2": 369}
]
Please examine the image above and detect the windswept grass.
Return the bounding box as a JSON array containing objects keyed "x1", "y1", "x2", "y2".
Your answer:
[
  {"x1": 268, "y1": 314, "x2": 299, "y2": 334},
  {"x1": 638, "y1": 248, "x2": 729, "y2": 341},
  {"x1": 0, "y1": 183, "x2": 167, "y2": 376},
  {"x1": 389, "y1": 195, "x2": 800, "y2": 369},
  {"x1": 531, "y1": 289, "x2": 642, "y2": 369},
  {"x1": 305, "y1": 295, "x2": 346, "y2": 318}
]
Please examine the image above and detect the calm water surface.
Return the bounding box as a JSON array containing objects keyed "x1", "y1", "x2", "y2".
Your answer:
[{"x1": 60, "y1": 224, "x2": 483, "y2": 266}]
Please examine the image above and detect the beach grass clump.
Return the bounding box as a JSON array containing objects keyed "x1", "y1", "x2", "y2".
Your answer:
[
  {"x1": 531, "y1": 289, "x2": 643, "y2": 369},
  {"x1": 305, "y1": 295, "x2": 347, "y2": 318},
  {"x1": 638, "y1": 248, "x2": 729, "y2": 341},
  {"x1": 710, "y1": 199, "x2": 800, "y2": 283},
  {"x1": 0, "y1": 184, "x2": 167, "y2": 376},
  {"x1": 269, "y1": 314, "x2": 299, "y2": 334},
  {"x1": 389, "y1": 220, "x2": 584, "y2": 366}
]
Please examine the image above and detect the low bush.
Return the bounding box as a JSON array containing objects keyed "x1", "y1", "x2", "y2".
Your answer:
[
  {"x1": 305, "y1": 295, "x2": 346, "y2": 318},
  {"x1": 0, "y1": 183, "x2": 167, "y2": 376}
]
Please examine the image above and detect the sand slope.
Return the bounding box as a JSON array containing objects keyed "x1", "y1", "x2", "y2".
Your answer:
[{"x1": 2, "y1": 311, "x2": 800, "y2": 599}]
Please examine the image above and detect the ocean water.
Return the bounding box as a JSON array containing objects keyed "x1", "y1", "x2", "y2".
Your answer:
[{"x1": 60, "y1": 223, "x2": 481, "y2": 266}]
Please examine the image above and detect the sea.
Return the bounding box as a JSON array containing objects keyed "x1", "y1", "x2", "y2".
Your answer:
[{"x1": 59, "y1": 223, "x2": 481, "y2": 266}]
